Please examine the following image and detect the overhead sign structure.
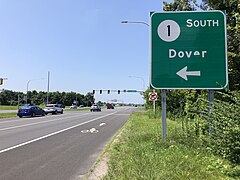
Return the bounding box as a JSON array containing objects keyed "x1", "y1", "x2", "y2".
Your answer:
[
  {"x1": 151, "y1": 11, "x2": 228, "y2": 89},
  {"x1": 149, "y1": 92, "x2": 158, "y2": 101}
]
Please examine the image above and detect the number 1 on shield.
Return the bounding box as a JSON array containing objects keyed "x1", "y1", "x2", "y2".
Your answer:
[{"x1": 167, "y1": 25, "x2": 170, "y2": 37}]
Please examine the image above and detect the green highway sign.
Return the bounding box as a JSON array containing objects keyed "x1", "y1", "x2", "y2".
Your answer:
[
  {"x1": 151, "y1": 11, "x2": 228, "y2": 89},
  {"x1": 127, "y1": 90, "x2": 138, "y2": 92}
]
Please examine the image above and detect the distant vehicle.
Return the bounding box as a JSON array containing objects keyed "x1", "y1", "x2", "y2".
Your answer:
[
  {"x1": 17, "y1": 105, "x2": 45, "y2": 118},
  {"x1": 90, "y1": 104, "x2": 101, "y2": 112},
  {"x1": 44, "y1": 104, "x2": 63, "y2": 115},
  {"x1": 70, "y1": 105, "x2": 78, "y2": 109},
  {"x1": 58, "y1": 104, "x2": 65, "y2": 108},
  {"x1": 106, "y1": 103, "x2": 114, "y2": 109},
  {"x1": 79, "y1": 105, "x2": 84, "y2": 108}
]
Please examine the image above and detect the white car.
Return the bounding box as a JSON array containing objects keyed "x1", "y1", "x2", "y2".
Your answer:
[
  {"x1": 70, "y1": 105, "x2": 78, "y2": 109},
  {"x1": 90, "y1": 104, "x2": 101, "y2": 112},
  {"x1": 44, "y1": 104, "x2": 63, "y2": 115}
]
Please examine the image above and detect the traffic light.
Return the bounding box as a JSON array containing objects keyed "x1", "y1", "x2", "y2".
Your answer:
[
  {"x1": 118, "y1": 90, "x2": 120, "y2": 94},
  {"x1": 92, "y1": 90, "x2": 95, "y2": 94},
  {"x1": 108, "y1": 90, "x2": 110, "y2": 94},
  {"x1": 100, "y1": 90, "x2": 102, "y2": 94},
  {"x1": 0, "y1": 78, "x2": 3, "y2": 85}
]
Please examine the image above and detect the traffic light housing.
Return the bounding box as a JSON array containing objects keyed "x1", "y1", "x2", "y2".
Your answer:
[
  {"x1": 0, "y1": 78, "x2": 3, "y2": 85},
  {"x1": 92, "y1": 90, "x2": 95, "y2": 94},
  {"x1": 100, "y1": 90, "x2": 102, "y2": 94},
  {"x1": 108, "y1": 90, "x2": 110, "y2": 94},
  {"x1": 118, "y1": 90, "x2": 120, "y2": 94}
]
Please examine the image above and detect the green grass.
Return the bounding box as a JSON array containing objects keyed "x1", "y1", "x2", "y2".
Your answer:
[
  {"x1": 0, "y1": 113, "x2": 18, "y2": 119},
  {"x1": 0, "y1": 105, "x2": 18, "y2": 110},
  {"x1": 0, "y1": 106, "x2": 18, "y2": 118},
  {"x1": 103, "y1": 112, "x2": 238, "y2": 179},
  {"x1": 65, "y1": 107, "x2": 90, "y2": 111}
]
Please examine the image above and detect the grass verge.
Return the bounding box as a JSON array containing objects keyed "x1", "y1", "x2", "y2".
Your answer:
[
  {"x1": 65, "y1": 107, "x2": 90, "y2": 111},
  {"x1": 0, "y1": 113, "x2": 18, "y2": 119},
  {"x1": 0, "y1": 105, "x2": 18, "y2": 110},
  {"x1": 103, "y1": 112, "x2": 238, "y2": 179}
]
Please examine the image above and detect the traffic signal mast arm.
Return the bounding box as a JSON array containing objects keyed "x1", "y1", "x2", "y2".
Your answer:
[{"x1": 92, "y1": 89, "x2": 143, "y2": 94}]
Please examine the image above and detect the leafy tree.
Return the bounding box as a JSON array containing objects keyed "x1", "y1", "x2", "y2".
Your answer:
[
  {"x1": 84, "y1": 92, "x2": 95, "y2": 106},
  {"x1": 163, "y1": 0, "x2": 198, "y2": 11},
  {"x1": 0, "y1": 90, "x2": 96, "y2": 106},
  {"x1": 38, "y1": 91, "x2": 47, "y2": 105}
]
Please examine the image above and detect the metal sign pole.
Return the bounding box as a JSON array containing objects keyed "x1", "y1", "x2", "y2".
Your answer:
[
  {"x1": 153, "y1": 100, "x2": 156, "y2": 113},
  {"x1": 153, "y1": 89, "x2": 156, "y2": 113},
  {"x1": 162, "y1": 89, "x2": 167, "y2": 140},
  {"x1": 208, "y1": 90, "x2": 214, "y2": 133}
]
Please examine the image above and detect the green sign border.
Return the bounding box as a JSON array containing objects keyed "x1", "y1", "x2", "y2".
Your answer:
[{"x1": 150, "y1": 11, "x2": 228, "y2": 90}]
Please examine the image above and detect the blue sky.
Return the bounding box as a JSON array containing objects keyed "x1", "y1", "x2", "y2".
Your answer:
[{"x1": 0, "y1": 0, "x2": 165, "y2": 104}]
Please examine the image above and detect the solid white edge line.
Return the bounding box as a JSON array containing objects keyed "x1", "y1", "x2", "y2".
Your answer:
[{"x1": 0, "y1": 112, "x2": 117, "y2": 154}]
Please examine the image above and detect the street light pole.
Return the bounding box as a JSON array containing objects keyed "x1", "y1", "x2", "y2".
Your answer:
[
  {"x1": 121, "y1": 21, "x2": 149, "y2": 27},
  {"x1": 47, "y1": 71, "x2": 50, "y2": 105},
  {"x1": 122, "y1": 20, "x2": 149, "y2": 92},
  {"x1": 122, "y1": 20, "x2": 149, "y2": 107},
  {"x1": 123, "y1": 20, "x2": 166, "y2": 140},
  {"x1": 26, "y1": 78, "x2": 44, "y2": 105}
]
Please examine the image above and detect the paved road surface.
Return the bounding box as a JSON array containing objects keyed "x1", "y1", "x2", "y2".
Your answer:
[
  {"x1": 0, "y1": 107, "x2": 134, "y2": 180},
  {"x1": 0, "y1": 110, "x2": 17, "y2": 113}
]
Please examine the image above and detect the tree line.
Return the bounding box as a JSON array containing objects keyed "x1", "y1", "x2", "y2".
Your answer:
[{"x1": 0, "y1": 90, "x2": 94, "y2": 107}]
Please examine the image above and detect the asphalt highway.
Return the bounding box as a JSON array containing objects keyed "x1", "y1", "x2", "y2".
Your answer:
[{"x1": 0, "y1": 107, "x2": 134, "y2": 180}]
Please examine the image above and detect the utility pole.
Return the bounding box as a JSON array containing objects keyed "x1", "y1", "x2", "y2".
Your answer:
[{"x1": 47, "y1": 71, "x2": 50, "y2": 105}]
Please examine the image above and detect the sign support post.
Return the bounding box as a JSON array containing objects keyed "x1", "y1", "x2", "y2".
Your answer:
[
  {"x1": 162, "y1": 89, "x2": 167, "y2": 141},
  {"x1": 208, "y1": 90, "x2": 214, "y2": 133},
  {"x1": 153, "y1": 89, "x2": 156, "y2": 113}
]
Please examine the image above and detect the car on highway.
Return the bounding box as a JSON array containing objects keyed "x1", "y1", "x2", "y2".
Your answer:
[
  {"x1": 70, "y1": 104, "x2": 78, "y2": 109},
  {"x1": 44, "y1": 104, "x2": 63, "y2": 115},
  {"x1": 90, "y1": 104, "x2": 101, "y2": 112},
  {"x1": 106, "y1": 103, "x2": 114, "y2": 109},
  {"x1": 17, "y1": 105, "x2": 45, "y2": 118}
]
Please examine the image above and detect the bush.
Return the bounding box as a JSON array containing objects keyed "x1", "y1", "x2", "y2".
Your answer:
[{"x1": 187, "y1": 91, "x2": 240, "y2": 164}]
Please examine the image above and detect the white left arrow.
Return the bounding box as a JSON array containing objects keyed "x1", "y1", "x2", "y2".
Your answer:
[{"x1": 176, "y1": 66, "x2": 201, "y2": 81}]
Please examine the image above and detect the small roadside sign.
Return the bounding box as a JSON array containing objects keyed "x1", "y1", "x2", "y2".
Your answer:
[{"x1": 149, "y1": 92, "x2": 158, "y2": 101}]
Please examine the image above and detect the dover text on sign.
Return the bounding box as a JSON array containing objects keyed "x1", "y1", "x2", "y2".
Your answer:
[{"x1": 150, "y1": 11, "x2": 228, "y2": 89}]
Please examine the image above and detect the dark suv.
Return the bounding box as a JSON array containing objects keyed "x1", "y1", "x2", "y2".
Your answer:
[{"x1": 106, "y1": 103, "x2": 114, "y2": 109}]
